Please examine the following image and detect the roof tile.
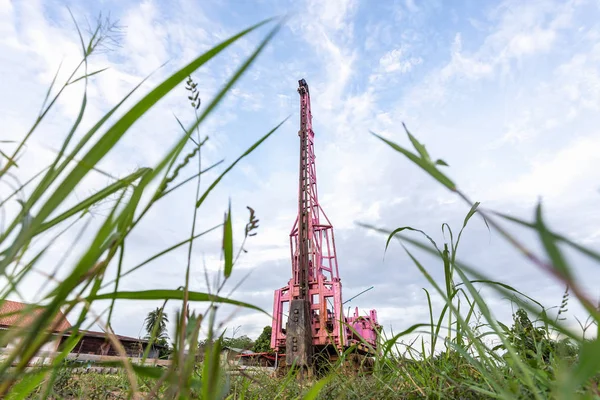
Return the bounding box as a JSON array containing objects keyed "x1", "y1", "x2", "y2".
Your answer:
[{"x1": 0, "y1": 300, "x2": 72, "y2": 332}]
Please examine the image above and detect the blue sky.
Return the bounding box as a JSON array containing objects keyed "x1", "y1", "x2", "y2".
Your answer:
[{"x1": 1, "y1": 0, "x2": 600, "y2": 347}]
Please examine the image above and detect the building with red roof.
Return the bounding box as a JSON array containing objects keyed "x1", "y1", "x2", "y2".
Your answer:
[{"x1": 0, "y1": 300, "x2": 167, "y2": 366}]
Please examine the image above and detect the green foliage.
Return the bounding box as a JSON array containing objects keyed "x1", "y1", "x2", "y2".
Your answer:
[
  {"x1": 144, "y1": 307, "x2": 169, "y2": 340},
  {"x1": 252, "y1": 326, "x2": 273, "y2": 353},
  {"x1": 505, "y1": 309, "x2": 552, "y2": 365},
  {"x1": 199, "y1": 335, "x2": 254, "y2": 352},
  {"x1": 223, "y1": 335, "x2": 254, "y2": 351}
]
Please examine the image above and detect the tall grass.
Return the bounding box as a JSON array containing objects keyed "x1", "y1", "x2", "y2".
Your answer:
[
  {"x1": 356, "y1": 124, "x2": 600, "y2": 399},
  {"x1": 2, "y1": 10, "x2": 600, "y2": 400},
  {"x1": 0, "y1": 13, "x2": 288, "y2": 400}
]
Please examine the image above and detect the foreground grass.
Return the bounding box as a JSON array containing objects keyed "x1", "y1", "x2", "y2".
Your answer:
[
  {"x1": 2, "y1": 10, "x2": 600, "y2": 400},
  {"x1": 32, "y1": 327, "x2": 596, "y2": 400}
]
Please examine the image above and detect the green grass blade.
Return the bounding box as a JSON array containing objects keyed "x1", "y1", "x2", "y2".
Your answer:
[
  {"x1": 0, "y1": 149, "x2": 18, "y2": 168},
  {"x1": 441, "y1": 223, "x2": 454, "y2": 252},
  {"x1": 384, "y1": 225, "x2": 441, "y2": 258},
  {"x1": 39, "y1": 188, "x2": 127, "y2": 304},
  {"x1": 51, "y1": 67, "x2": 90, "y2": 172},
  {"x1": 87, "y1": 289, "x2": 269, "y2": 315},
  {"x1": 453, "y1": 201, "x2": 488, "y2": 264},
  {"x1": 223, "y1": 199, "x2": 233, "y2": 278},
  {"x1": 0, "y1": 166, "x2": 49, "y2": 208},
  {"x1": 371, "y1": 131, "x2": 456, "y2": 190},
  {"x1": 67, "y1": 7, "x2": 87, "y2": 55},
  {"x1": 558, "y1": 338, "x2": 600, "y2": 397},
  {"x1": 107, "y1": 242, "x2": 125, "y2": 329},
  {"x1": 455, "y1": 279, "x2": 544, "y2": 310},
  {"x1": 422, "y1": 288, "x2": 435, "y2": 357},
  {"x1": 101, "y1": 223, "x2": 222, "y2": 289},
  {"x1": 4, "y1": 370, "x2": 47, "y2": 400},
  {"x1": 158, "y1": 159, "x2": 224, "y2": 199},
  {"x1": 196, "y1": 117, "x2": 289, "y2": 208},
  {"x1": 379, "y1": 322, "x2": 430, "y2": 358},
  {"x1": 69, "y1": 67, "x2": 109, "y2": 85},
  {"x1": 37, "y1": 168, "x2": 149, "y2": 234},
  {"x1": 117, "y1": 168, "x2": 154, "y2": 233},
  {"x1": 462, "y1": 201, "x2": 481, "y2": 228},
  {"x1": 534, "y1": 201, "x2": 572, "y2": 281},
  {"x1": 490, "y1": 210, "x2": 600, "y2": 262},
  {"x1": 443, "y1": 243, "x2": 452, "y2": 295},
  {"x1": 301, "y1": 376, "x2": 332, "y2": 400},
  {"x1": 0, "y1": 57, "x2": 70, "y2": 179},
  {"x1": 404, "y1": 122, "x2": 431, "y2": 161},
  {"x1": 76, "y1": 362, "x2": 166, "y2": 379}
]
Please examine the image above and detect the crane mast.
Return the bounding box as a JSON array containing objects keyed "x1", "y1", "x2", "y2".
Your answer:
[
  {"x1": 271, "y1": 79, "x2": 380, "y2": 374},
  {"x1": 296, "y1": 78, "x2": 312, "y2": 299}
]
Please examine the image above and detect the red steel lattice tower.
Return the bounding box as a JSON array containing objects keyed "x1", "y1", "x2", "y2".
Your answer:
[{"x1": 271, "y1": 79, "x2": 380, "y2": 370}]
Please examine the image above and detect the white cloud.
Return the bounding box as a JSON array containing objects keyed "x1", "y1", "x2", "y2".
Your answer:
[
  {"x1": 289, "y1": 0, "x2": 358, "y2": 112},
  {"x1": 399, "y1": 0, "x2": 586, "y2": 113},
  {"x1": 505, "y1": 28, "x2": 557, "y2": 57},
  {"x1": 486, "y1": 32, "x2": 600, "y2": 149},
  {"x1": 489, "y1": 133, "x2": 600, "y2": 203},
  {"x1": 313, "y1": 0, "x2": 357, "y2": 31},
  {"x1": 556, "y1": 46, "x2": 600, "y2": 110},
  {"x1": 404, "y1": 0, "x2": 419, "y2": 13},
  {"x1": 121, "y1": 0, "x2": 168, "y2": 74},
  {"x1": 378, "y1": 47, "x2": 423, "y2": 74},
  {"x1": 442, "y1": 33, "x2": 494, "y2": 80},
  {"x1": 0, "y1": 0, "x2": 18, "y2": 48}
]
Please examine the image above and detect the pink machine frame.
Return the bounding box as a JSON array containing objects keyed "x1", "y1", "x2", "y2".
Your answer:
[{"x1": 270, "y1": 79, "x2": 380, "y2": 356}]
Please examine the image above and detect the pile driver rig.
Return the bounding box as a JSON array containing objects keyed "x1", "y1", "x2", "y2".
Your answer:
[{"x1": 270, "y1": 79, "x2": 381, "y2": 374}]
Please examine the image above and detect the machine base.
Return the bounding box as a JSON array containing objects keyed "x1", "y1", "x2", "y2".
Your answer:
[
  {"x1": 274, "y1": 346, "x2": 375, "y2": 378},
  {"x1": 285, "y1": 299, "x2": 314, "y2": 371}
]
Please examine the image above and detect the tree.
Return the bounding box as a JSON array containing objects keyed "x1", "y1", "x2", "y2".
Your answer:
[
  {"x1": 222, "y1": 335, "x2": 254, "y2": 350},
  {"x1": 144, "y1": 307, "x2": 169, "y2": 341},
  {"x1": 252, "y1": 326, "x2": 273, "y2": 353},
  {"x1": 504, "y1": 308, "x2": 577, "y2": 369},
  {"x1": 198, "y1": 334, "x2": 254, "y2": 353}
]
